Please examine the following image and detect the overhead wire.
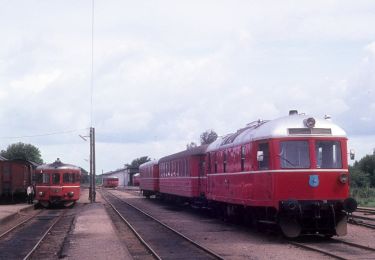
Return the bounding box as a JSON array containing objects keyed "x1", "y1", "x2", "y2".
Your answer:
[{"x1": 0, "y1": 128, "x2": 90, "y2": 139}]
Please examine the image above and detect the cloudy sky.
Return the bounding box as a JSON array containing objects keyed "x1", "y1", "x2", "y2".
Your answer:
[{"x1": 0, "y1": 0, "x2": 374, "y2": 173}]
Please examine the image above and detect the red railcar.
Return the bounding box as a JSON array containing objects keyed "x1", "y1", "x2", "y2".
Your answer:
[
  {"x1": 133, "y1": 173, "x2": 140, "y2": 186},
  {"x1": 34, "y1": 158, "x2": 81, "y2": 208},
  {"x1": 102, "y1": 177, "x2": 119, "y2": 188},
  {"x1": 139, "y1": 160, "x2": 159, "y2": 197},
  {"x1": 139, "y1": 111, "x2": 357, "y2": 237},
  {"x1": 0, "y1": 159, "x2": 37, "y2": 200}
]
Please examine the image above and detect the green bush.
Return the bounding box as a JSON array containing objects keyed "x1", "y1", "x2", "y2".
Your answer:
[{"x1": 350, "y1": 187, "x2": 375, "y2": 207}]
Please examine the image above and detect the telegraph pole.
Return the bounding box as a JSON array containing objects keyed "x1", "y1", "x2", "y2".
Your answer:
[
  {"x1": 92, "y1": 127, "x2": 96, "y2": 202},
  {"x1": 88, "y1": 127, "x2": 96, "y2": 203}
]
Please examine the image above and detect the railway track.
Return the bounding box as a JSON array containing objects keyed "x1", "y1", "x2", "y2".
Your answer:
[
  {"x1": 356, "y1": 207, "x2": 375, "y2": 215},
  {"x1": 290, "y1": 237, "x2": 375, "y2": 259},
  {"x1": 101, "y1": 190, "x2": 224, "y2": 260},
  {"x1": 0, "y1": 209, "x2": 67, "y2": 259},
  {"x1": 349, "y1": 206, "x2": 375, "y2": 230}
]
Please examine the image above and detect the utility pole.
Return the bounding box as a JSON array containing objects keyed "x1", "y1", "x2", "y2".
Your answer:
[
  {"x1": 89, "y1": 127, "x2": 96, "y2": 203},
  {"x1": 92, "y1": 127, "x2": 96, "y2": 202}
]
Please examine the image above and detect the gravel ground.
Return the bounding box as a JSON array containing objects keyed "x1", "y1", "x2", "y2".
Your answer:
[{"x1": 110, "y1": 189, "x2": 333, "y2": 260}]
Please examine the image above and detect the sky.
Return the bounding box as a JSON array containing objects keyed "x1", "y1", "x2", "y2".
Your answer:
[{"x1": 0, "y1": 0, "x2": 375, "y2": 173}]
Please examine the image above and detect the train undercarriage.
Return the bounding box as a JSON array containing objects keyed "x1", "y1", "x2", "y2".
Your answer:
[{"x1": 142, "y1": 190, "x2": 357, "y2": 238}]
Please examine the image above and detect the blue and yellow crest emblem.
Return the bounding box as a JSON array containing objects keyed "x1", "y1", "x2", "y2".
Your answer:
[{"x1": 309, "y1": 175, "x2": 319, "y2": 187}]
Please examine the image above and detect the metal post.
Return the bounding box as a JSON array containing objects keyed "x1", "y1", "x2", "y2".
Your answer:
[
  {"x1": 92, "y1": 127, "x2": 96, "y2": 202},
  {"x1": 89, "y1": 127, "x2": 93, "y2": 202}
]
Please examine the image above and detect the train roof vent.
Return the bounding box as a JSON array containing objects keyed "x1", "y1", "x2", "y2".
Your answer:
[{"x1": 289, "y1": 110, "x2": 298, "y2": 116}]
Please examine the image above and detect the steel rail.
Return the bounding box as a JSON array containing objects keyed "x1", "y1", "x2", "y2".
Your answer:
[
  {"x1": 290, "y1": 236, "x2": 375, "y2": 260},
  {"x1": 0, "y1": 210, "x2": 41, "y2": 239},
  {"x1": 102, "y1": 190, "x2": 224, "y2": 260},
  {"x1": 348, "y1": 218, "x2": 375, "y2": 229},
  {"x1": 23, "y1": 210, "x2": 67, "y2": 260},
  {"x1": 100, "y1": 190, "x2": 162, "y2": 260},
  {"x1": 356, "y1": 207, "x2": 375, "y2": 214},
  {"x1": 289, "y1": 241, "x2": 346, "y2": 260}
]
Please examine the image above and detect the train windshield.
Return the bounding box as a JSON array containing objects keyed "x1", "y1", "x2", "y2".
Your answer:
[
  {"x1": 315, "y1": 141, "x2": 342, "y2": 168},
  {"x1": 279, "y1": 141, "x2": 310, "y2": 169},
  {"x1": 35, "y1": 173, "x2": 50, "y2": 184},
  {"x1": 52, "y1": 173, "x2": 60, "y2": 184}
]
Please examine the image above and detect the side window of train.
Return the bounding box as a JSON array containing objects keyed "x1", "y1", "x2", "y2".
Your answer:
[
  {"x1": 214, "y1": 153, "x2": 218, "y2": 173},
  {"x1": 241, "y1": 146, "x2": 246, "y2": 171},
  {"x1": 223, "y1": 151, "x2": 227, "y2": 173},
  {"x1": 258, "y1": 142, "x2": 270, "y2": 170}
]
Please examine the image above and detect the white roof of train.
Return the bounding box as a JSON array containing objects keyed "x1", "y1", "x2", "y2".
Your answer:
[{"x1": 207, "y1": 113, "x2": 347, "y2": 152}]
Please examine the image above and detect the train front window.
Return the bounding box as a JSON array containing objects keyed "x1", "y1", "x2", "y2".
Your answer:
[
  {"x1": 315, "y1": 141, "x2": 342, "y2": 168},
  {"x1": 279, "y1": 141, "x2": 310, "y2": 169},
  {"x1": 52, "y1": 173, "x2": 60, "y2": 184},
  {"x1": 35, "y1": 173, "x2": 50, "y2": 184},
  {"x1": 63, "y1": 173, "x2": 75, "y2": 183}
]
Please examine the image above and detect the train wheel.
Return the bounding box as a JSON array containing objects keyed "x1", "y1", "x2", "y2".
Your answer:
[
  {"x1": 279, "y1": 217, "x2": 301, "y2": 238},
  {"x1": 40, "y1": 201, "x2": 50, "y2": 208}
]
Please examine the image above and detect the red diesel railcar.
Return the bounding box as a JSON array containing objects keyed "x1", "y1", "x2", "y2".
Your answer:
[
  {"x1": 34, "y1": 158, "x2": 81, "y2": 208},
  {"x1": 139, "y1": 111, "x2": 357, "y2": 237},
  {"x1": 102, "y1": 176, "x2": 119, "y2": 188}
]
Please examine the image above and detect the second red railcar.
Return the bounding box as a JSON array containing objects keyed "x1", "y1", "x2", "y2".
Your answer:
[{"x1": 102, "y1": 177, "x2": 119, "y2": 188}]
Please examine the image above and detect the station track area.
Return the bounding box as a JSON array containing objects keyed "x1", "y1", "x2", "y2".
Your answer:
[
  {"x1": 290, "y1": 236, "x2": 375, "y2": 259},
  {"x1": 349, "y1": 206, "x2": 375, "y2": 230},
  {"x1": 0, "y1": 208, "x2": 68, "y2": 259},
  {"x1": 101, "y1": 189, "x2": 223, "y2": 260}
]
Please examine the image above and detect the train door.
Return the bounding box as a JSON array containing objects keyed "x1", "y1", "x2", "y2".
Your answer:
[
  {"x1": 198, "y1": 155, "x2": 206, "y2": 197},
  {"x1": 254, "y1": 141, "x2": 273, "y2": 202},
  {"x1": 2, "y1": 163, "x2": 11, "y2": 195}
]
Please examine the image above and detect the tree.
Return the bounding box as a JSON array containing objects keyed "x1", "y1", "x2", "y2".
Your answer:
[
  {"x1": 0, "y1": 142, "x2": 43, "y2": 164},
  {"x1": 186, "y1": 142, "x2": 197, "y2": 150},
  {"x1": 125, "y1": 156, "x2": 151, "y2": 169},
  {"x1": 350, "y1": 154, "x2": 375, "y2": 187},
  {"x1": 356, "y1": 154, "x2": 375, "y2": 187},
  {"x1": 200, "y1": 129, "x2": 218, "y2": 145}
]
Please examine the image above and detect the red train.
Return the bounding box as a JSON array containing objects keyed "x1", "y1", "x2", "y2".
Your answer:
[
  {"x1": 139, "y1": 160, "x2": 159, "y2": 197},
  {"x1": 102, "y1": 176, "x2": 119, "y2": 188},
  {"x1": 0, "y1": 159, "x2": 37, "y2": 201},
  {"x1": 133, "y1": 173, "x2": 140, "y2": 186},
  {"x1": 34, "y1": 158, "x2": 81, "y2": 208},
  {"x1": 139, "y1": 111, "x2": 357, "y2": 237}
]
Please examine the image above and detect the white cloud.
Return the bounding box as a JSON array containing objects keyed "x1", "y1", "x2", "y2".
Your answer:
[
  {"x1": 1, "y1": 1, "x2": 375, "y2": 172},
  {"x1": 10, "y1": 70, "x2": 61, "y2": 94}
]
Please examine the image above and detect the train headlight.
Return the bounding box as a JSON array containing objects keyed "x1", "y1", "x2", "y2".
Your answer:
[
  {"x1": 339, "y1": 173, "x2": 348, "y2": 184},
  {"x1": 68, "y1": 191, "x2": 74, "y2": 197},
  {"x1": 304, "y1": 117, "x2": 316, "y2": 128},
  {"x1": 38, "y1": 191, "x2": 44, "y2": 197}
]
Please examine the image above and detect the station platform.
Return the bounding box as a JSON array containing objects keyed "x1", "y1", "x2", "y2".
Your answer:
[
  {"x1": 0, "y1": 203, "x2": 34, "y2": 225},
  {"x1": 64, "y1": 188, "x2": 132, "y2": 259}
]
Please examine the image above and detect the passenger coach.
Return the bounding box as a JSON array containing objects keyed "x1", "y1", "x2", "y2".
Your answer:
[{"x1": 139, "y1": 160, "x2": 159, "y2": 197}]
